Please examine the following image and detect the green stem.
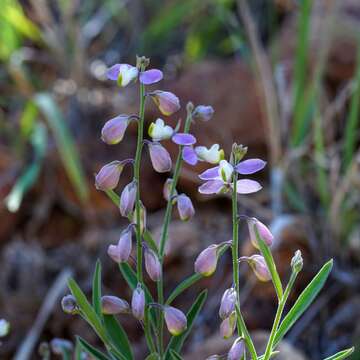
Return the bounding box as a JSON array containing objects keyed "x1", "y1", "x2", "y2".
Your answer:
[{"x1": 134, "y1": 73, "x2": 146, "y2": 283}]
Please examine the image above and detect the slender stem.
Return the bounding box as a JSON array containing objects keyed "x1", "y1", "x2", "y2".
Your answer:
[
  {"x1": 263, "y1": 272, "x2": 297, "y2": 360},
  {"x1": 134, "y1": 73, "x2": 146, "y2": 283}
]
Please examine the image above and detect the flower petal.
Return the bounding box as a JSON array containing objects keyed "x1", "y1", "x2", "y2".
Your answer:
[
  {"x1": 199, "y1": 166, "x2": 220, "y2": 180},
  {"x1": 235, "y1": 159, "x2": 266, "y2": 175},
  {"x1": 198, "y1": 180, "x2": 224, "y2": 194},
  {"x1": 139, "y1": 69, "x2": 163, "y2": 85},
  {"x1": 172, "y1": 133, "x2": 196, "y2": 146},
  {"x1": 106, "y1": 64, "x2": 121, "y2": 80},
  {"x1": 235, "y1": 179, "x2": 262, "y2": 194},
  {"x1": 182, "y1": 146, "x2": 198, "y2": 165}
]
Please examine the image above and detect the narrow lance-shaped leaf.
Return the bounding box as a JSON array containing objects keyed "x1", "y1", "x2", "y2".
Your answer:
[
  {"x1": 170, "y1": 349, "x2": 183, "y2": 360},
  {"x1": 92, "y1": 260, "x2": 102, "y2": 317},
  {"x1": 323, "y1": 347, "x2": 354, "y2": 360},
  {"x1": 273, "y1": 259, "x2": 333, "y2": 346},
  {"x1": 77, "y1": 336, "x2": 111, "y2": 360},
  {"x1": 166, "y1": 273, "x2": 203, "y2": 305}
]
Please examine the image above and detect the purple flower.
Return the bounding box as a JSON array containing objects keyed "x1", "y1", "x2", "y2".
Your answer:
[
  {"x1": 101, "y1": 295, "x2": 130, "y2": 315},
  {"x1": 61, "y1": 295, "x2": 78, "y2": 315},
  {"x1": 193, "y1": 105, "x2": 214, "y2": 121},
  {"x1": 176, "y1": 194, "x2": 195, "y2": 221},
  {"x1": 148, "y1": 142, "x2": 172, "y2": 173},
  {"x1": 195, "y1": 144, "x2": 224, "y2": 164},
  {"x1": 182, "y1": 146, "x2": 198, "y2": 165},
  {"x1": 233, "y1": 179, "x2": 262, "y2": 194},
  {"x1": 239, "y1": 254, "x2": 271, "y2": 282},
  {"x1": 107, "y1": 64, "x2": 138, "y2": 87},
  {"x1": 228, "y1": 338, "x2": 245, "y2": 360},
  {"x1": 132, "y1": 284, "x2": 145, "y2": 320},
  {"x1": 119, "y1": 180, "x2": 137, "y2": 217},
  {"x1": 172, "y1": 133, "x2": 196, "y2": 146},
  {"x1": 164, "y1": 306, "x2": 187, "y2": 336},
  {"x1": 220, "y1": 312, "x2": 236, "y2": 339},
  {"x1": 95, "y1": 161, "x2": 123, "y2": 191},
  {"x1": 247, "y1": 217, "x2": 274, "y2": 248},
  {"x1": 198, "y1": 180, "x2": 225, "y2": 195},
  {"x1": 107, "y1": 226, "x2": 132, "y2": 263},
  {"x1": 235, "y1": 158, "x2": 266, "y2": 175},
  {"x1": 139, "y1": 69, "x2": 163, "y2": 85},
  {"x1": 144, "y1": 247, "x2": 162, "y2": 281},
  {"x1": 50, "y1": 339, "x2": 73, "y2": 355},
  {"x1": 194, "y1": 244, "x2": 218, "y2": 276},
  {"x1": 101, "y1": 115, "x2": 130, "y2": 144},
  {"x1": 148, "y1": 118, "x2": 174, "y2": 141},
  {"x1": 150, "y1": 90, "x2": 180, "y2": 116},
  {"x1": 219, "y1": 288, "x2": 236, "y2": 320}
]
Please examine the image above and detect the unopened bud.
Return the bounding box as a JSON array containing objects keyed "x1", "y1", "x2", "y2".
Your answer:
[
  {"x1": 95, "y1": 161, "x2": 123, "y2": 191},
  {"x1": 194, "y1": 244, "x2": 218, "y2": 276},
  {"x1": 150, "y1": 90, "x2": 180, "y2": 116},
  {"x1": 247, "y1": 218, "x2": 274, "y2": 249},
  {"x1": 133, "y1": 201, "x2": 146, "y2": 234},
  {"x1": 119, "y1": 180, "x2": 137, "y2": 217},
  {"x1": 101, "y1": 115, "x2": 130, "y2": 144},
  {"x1": 240, "y1": 255, "x2": 271, "y2": 282},
  {"x1": 193, "y1": 105, "x2": 214, "y2": 121},
  {"x1": 50, "y1": 338, "x2": 73, "y2": 355},
  {"x1": 107, "y1": 226, "x2": 133, "y2": 263},
  {"x1": 101, "y1": 295, "x2": 130, "y2": 314},
  {"x1": 144, "y1": 247, "x2": 162, "y2": 281},
  {"x1": 220, "y1": 312, "x2": 236, "y2": 339},
  {"x1": 228, "y1": 338, "x2": 245, "y2": 360},
  {"x1": 164, "y1": 306, "x2": 187, "y2": 336},
  {"x1": 230, "y1": 143, "x2": 248, "y2": 165},
  {"x1": 61, "y1": 294, "x2": 78, "y2": 315},
  {"x1": 291, "y1": 250, "x2": 303, "y2": 274},
  {"x1": 219, "y1": 287, "x2": 237, "y2": 319},
  {"x1": 177, "y1": 194, "x2": 195, "y2": 221},
  {"x1": 132, "y1": 283, "x2": 145, "y2": 320},
  {"x1": 163, "y1": 178, "x2": 177, "y2": 202},
  {"x1": 148, "y1": 142, "x2": 172, "y2": 173}
]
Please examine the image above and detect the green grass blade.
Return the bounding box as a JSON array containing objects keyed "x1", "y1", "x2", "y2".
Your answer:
[
  {"x1": 165, "y1": 290, "x2": 208, "y2": 358},
  {"x1": 323, "y1": 347, "x2": 354, "y2": 360},
  {"x1": 170, "y1": 349, "x2": 183, "y2": 360},
  {"x1": 77, "y1": 336, "x2": 111, "y2": 360},
  {"x1": 145, "y1": 354, "x2": 160, "y2": 360},
  {"x1": 103, "y1": 315, "x2": 133, "y2": 360},
  {"x1": 75, "y1": 338, "x2": 83, "y2": 360},
  {"x1": 166, "y1": 273, "x2": 202, "y2": 305},
  {"x1": 92, "y1": 260, "x2": 102, "y2": 317},
  {"x1": 34, "y1": 93, "x2": 88, "y2": 201},
  {"x1": 274, "y1": 259, "x2": 333, "y2": 346}
]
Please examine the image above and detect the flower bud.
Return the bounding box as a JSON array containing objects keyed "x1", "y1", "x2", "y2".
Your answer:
[
  {"x1": 149, "y1": 142, "x2": 172, "y2": 173},
  {"x1": 195, "y1": 144, "x2": 224, "y2": 164},
  {"x1": 144, "y1": 247, "x2": 162, "y2": 281},
  {"x1": 133, "y1": 201, "x2": 146, "y2": 234},
  {"x1": 132, "y1": 283, "x2": 145, "y2": 320},
  {"x1": 101, "y1": 295, "x2": 130, "y2": 314},
  {"x1": 107, "y1": 64, "x2": 138, "y2": 87},
  {"x1": 247, "y1": 218, "x2": 274, "y2": 249},
  {"x1": 177, "y1": 194, "x2": 195, "y2": 221},
  {"x1": 150, "y1": 90, "x2": 180, "y2": 116},
  {"x1": 219, "y1": 160, "x2": 234, "y2": 183},
  {"x1": 220, "y1": 312, "x2": 236, "y2": 339},
  {"x1": 107, "y1": 226, "x2": 133, "y2": 263},
  {"x1": 228, "y1": 338, "x2": 245, "y2": 360},
  {"x1": 219, "y1": 287, "x2": 236, "y2": 320},
  {"x1": 164, "y1": 306, "x2": 187, "y2": 336},
  {"x1": 61, "y1": 294, "x2": 78, "y2": 315},
  {"x1": 95, "y1": 161, "x2": 123, "y2": 191},
  {"x1": 194, "y1": 244, "x2": 218, "y2": 276},
  {"x1": 163, "y1": 178, "x2": 177, "y2": 202},
  {"x1": 230, "y1": 143, "x2": 248, "y2": 164},
  {"x1": 291, "y1": 250, "x2": 303, "y2": 274},
  {"x1": 148, "y1": 118, "x2": 173, "y2": 141},
  {"x1": 0, "y1": 319, "x2": 10, "y2": 337},
  {"x1": 50, "y1": 338, "x2": 73, "y2": 355},
  {"x1": 119, "y1": 180, "x2": 137, "y2": 217},
  {"x1": 101, "y1": 115, "x2": 130, "y2": 144},
  {"x1": 193, "y1": 105, "x2": 214, "y2": 121},
  {"x1": 241, "y1": 255, "x2": 271, "y2": 282}
]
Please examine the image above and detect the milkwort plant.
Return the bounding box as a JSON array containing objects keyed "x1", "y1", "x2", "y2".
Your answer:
[{"x1": 59, "y1": 56, "x2": 354, "y2": 360}]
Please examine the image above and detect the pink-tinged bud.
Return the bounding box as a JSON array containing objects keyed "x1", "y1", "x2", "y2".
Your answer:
[
  {"x1": 107, "y1": 226, "x2": 133, "y2": 263},
  {"x1": 219, "y1": 287, "x2": 236, "y2": 319},
  {"x1": 220, "y1": 312, "x2": 236, "y2": 339},
  {"x1": 240, "y1": 255, "x2": 271, "y2": 282},
  {"x1": 132, "y1": 284, "x2": 145, "y2": 320},
  {"x1": 164, "y1": 306, "x2": 187, "y2": 336},
  {"x1": 101, "y1": 115, "x2": 130, "y2": 144},
  {"x1": 247, "y1": 218, "x2": 274, "y2": 249},
  {"x1": 150, "y1": 90, "x2": 180, "y2": 116},
  {"x1": 148, "y1": 142, "x2": 172, "y2": 173},
  {"x1": 194, "y1": 244, "x2": 218, "y2": 276},
  {"x1": 144, "y1": 247, "x2": 162, "y2": 281},
  {"x1": 95, "y1": 161, "x2": 123, "y2": 191},
  {"x1": 133, "y1": 201, "x2": 146, "y2": 234},
  {"x1": 119, "y1": 180, "x2": 137, "y2": 217},
  {"x1": 50, "y1": 338, "x2": 73, "y2": 355},
  {"x1": 177, "y1": 194, "x2": 195, "y2": 221},
  {"x1": 163, "y1": 178, "x2": 177, "y2": 202},
  {"x1": 228, "y1": 338, "x2": 245, "y2": 360},
  {"x1": 193, "y1": 105, "x2": 214, "y2": 121},
  {"x1": 61, "y1": 294, "x2": 78, "y2": 315},
  {"x1": 101, "y1": 295, "x2": 130, "y2": 314}
]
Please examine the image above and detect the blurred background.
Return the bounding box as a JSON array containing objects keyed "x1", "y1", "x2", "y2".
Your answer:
[{"x1": 0, "y1": 0, "x2": 360, "y2": 359}]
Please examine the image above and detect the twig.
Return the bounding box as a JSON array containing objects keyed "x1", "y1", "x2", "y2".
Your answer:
[{"x1": 14, "y1": 268, "x2": 73, "y2": 360}]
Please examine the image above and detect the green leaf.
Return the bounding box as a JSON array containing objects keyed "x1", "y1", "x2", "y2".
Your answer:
[
  {"x1": 166, "y1": 273, "x2": 202, "y2": 305},
  {"x1": 274, "y1": 259, "x2": 333, "y2": 346},
  {"x1": 75, "y1": 339, "x2": 83, "y2": 360},
  {"x1": 92, "y1": 260, "x2": 102, "y2": 317},
  {"x1": 170, "y1": 349, "x2": 183, "y2": 360},
  {"x1": 68, "y1": 278, "x2": 108, "y2": 343},
  {"x1": 77, "y1": 336, "x2": 111, "y2": 360},
  {"x1": 254, "y1": 224, "x2": 283, "y2": 299},
  {"x1": 145, "y1": 353, "x2": 160, "y2": 360},
  {"x1": 103, "y1": 315, "x2": 133, "y2": 360},
  {"x1": 323, "y1": 347, "x2": 354, "y2": 360},
  {"x1": 165, "y1": 290, "x2": 208, "y2": 358},
  {"x1": 143, "y1": 230, "x2": 159, "y2": 255},
  {"x1": 34, "y1": 93, "x2": 88, "y2": 201}
]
